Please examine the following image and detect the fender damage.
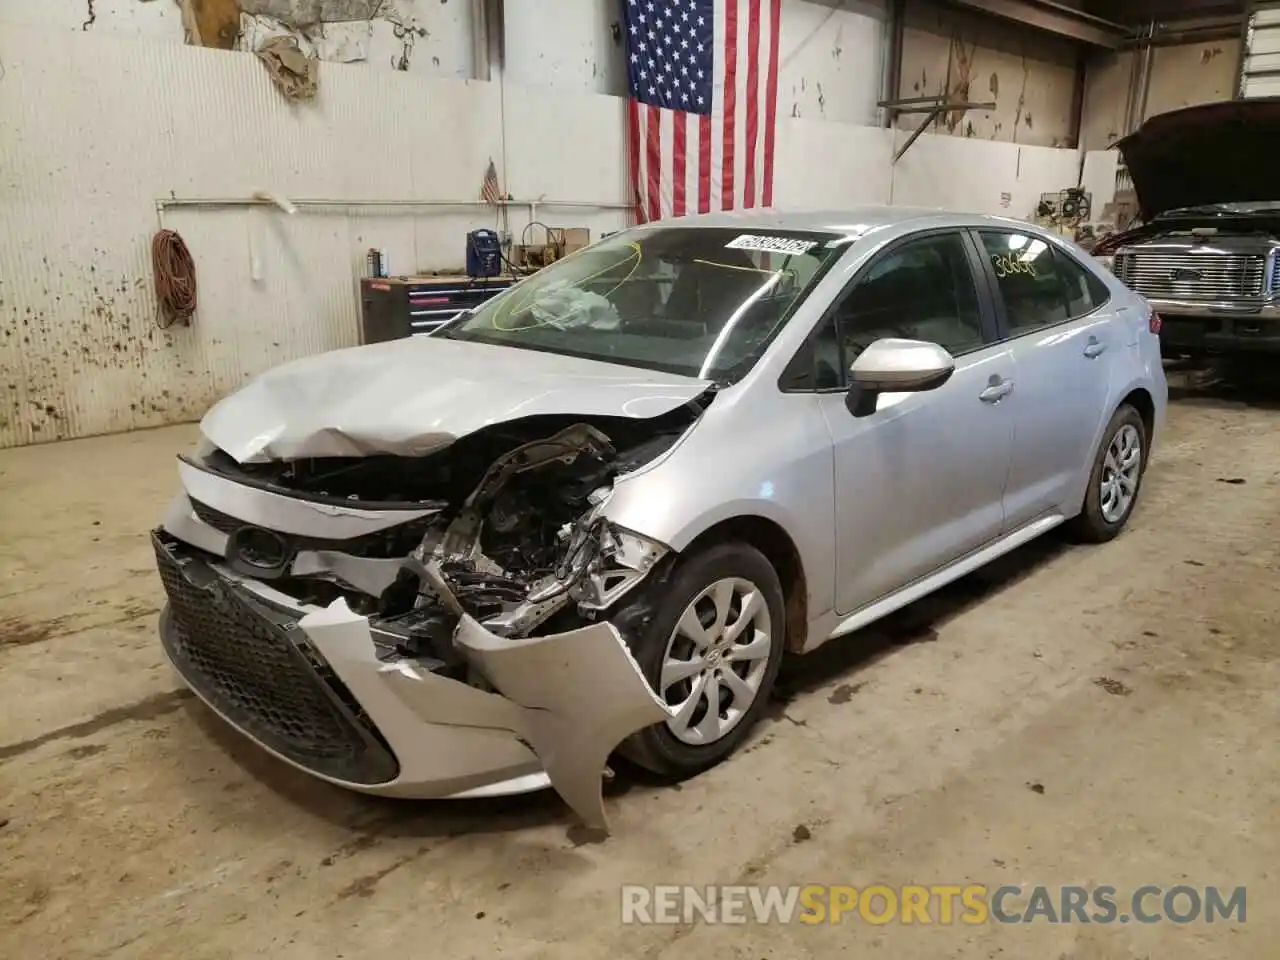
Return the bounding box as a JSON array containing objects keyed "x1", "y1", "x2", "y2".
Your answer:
[{"x1": 156, "y1": 376, "x2": 715, "y2": 833}]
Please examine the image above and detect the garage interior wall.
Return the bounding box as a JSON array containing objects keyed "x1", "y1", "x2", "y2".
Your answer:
[
  {"x1": 1080, "y1": 36, "x2": 1242, "y2": 151},
  {"x1": 2, "y1": 0, "x2": 1099, "y2": 448}
]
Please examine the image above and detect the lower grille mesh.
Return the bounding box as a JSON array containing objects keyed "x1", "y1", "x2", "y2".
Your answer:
[{"x1": 154, "y1": 534, "x2": 398, "y2": 785}]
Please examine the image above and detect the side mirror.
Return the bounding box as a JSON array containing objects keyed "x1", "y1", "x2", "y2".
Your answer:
[{"x1": 846, "y1": 338, "x2": 955, "y2": 417}]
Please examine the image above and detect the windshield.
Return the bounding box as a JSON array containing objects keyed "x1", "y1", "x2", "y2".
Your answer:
[{"x1": 437, "y1": 226, "x2": 843, "y2": 383}]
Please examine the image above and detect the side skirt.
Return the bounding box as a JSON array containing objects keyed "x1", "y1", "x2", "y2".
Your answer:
[{"x1": 803, "y1": 512, "x2": 1067, "y2": 653}]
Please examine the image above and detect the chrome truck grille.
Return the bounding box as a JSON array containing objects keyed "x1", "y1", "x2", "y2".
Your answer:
[{"x1": 1113, "y1": 250, "x2": 1267, "y2": 301}]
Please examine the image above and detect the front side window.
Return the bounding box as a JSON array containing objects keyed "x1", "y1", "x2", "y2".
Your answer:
[
  {"x1": 834, "y1": 232, "x2": 985, "y2": 366},
  {"x1": 438, "y1": 226, "x2": 844, "y2": 384},
  {"x1": 781, "y1": 232, "x2": 985, "y2": 391},
  {"x1": 978, "y1": 230, "x2": 1106, "y2": 334}
]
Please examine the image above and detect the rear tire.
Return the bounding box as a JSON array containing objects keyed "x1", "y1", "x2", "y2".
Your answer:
[
  {"x1": 1068, "y1": 403, "x2": 1148, "y2": 543},
  {"x1": 615, "y1": 542, "x2": 785, "y2": 779}
]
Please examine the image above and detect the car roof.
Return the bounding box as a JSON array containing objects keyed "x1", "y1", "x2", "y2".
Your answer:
[{"x1": 645, "y1": 206, "x2": 1050, "y2": 238}]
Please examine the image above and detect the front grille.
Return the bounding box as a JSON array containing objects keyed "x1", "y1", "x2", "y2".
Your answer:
[
  {"x1": 190, "y1": 499, "x2": 241, "y2": 535},
  {"x1": 1114, "y1": 250, "x2": 1266, "y2": 301},
  {"x1": 153, "y1": 533, "x2": 399, "y2": 785},
  {"x1": 189, "y1": 498, "x2": 431, "y2": 559}
]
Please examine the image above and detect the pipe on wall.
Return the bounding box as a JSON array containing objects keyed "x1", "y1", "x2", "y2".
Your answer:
[
  {"x1": 1068, "y1": 44, "x2": 1087, "y2": 148},
  {"x1": 881, "y1": 0, "x2": 908, "y2": 128},
  {"x1": 1118, "y1": 14, "x2": 1243, "y2": 50},
  {"x1": 471, "y1": 0, "x2": 491, "y2": 81},
  {"x1": 154, "y1": 197, "x2": 637, "y2": 230},
  {"x1": 1135, "y1": 26, "x2": 1155, "y2": 130},
  {"x1": 1120, "y1": 21, "x2": 1156, "y2": 135}
]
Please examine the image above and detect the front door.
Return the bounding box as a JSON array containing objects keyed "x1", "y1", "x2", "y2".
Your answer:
[
  {"x1": 808, "y1": 230, "x2": 1016, "y2": 617},
  {"x1": 971, "y1": 229, "x2": 1119, "y2": 527}
]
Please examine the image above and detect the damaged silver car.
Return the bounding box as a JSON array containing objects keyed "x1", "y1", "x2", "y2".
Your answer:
[{"x1": 154, "y1": 209, "x2": 1166, "y2": 832}]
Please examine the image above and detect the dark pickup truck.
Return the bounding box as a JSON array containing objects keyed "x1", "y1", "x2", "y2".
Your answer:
[{"x1": 1094, "y1": 98, "x2": 1280, "y2": 357}]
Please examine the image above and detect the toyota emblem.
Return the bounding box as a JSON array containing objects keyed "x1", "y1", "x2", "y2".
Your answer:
[{"x1": 228, "y1": 526, "x2": 293, "y2": 574}]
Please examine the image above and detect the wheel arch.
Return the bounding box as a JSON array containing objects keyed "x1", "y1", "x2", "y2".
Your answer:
[
  {"x1": 1066, "y1": 383, "x2": 1155, "y2": 522},
  {"x1": 1118, "y1": 386, "x2": 1156, "y2": 449},
  {"x1": 679, "y1": 515, "x2": 810, "y2": 654}
]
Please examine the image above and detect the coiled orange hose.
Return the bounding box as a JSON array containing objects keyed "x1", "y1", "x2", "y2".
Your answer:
[{"x1": 152, "y1": 229, "x2": 197, "y2": 328}]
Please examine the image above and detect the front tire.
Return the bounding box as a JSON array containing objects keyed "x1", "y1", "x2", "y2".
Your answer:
[
  {"x1": 616, "y1": 542, "x2": 786, "y2": 779},
  {"x1": 1069, "y1": 403, "x2": 1148, "y2": 543}
]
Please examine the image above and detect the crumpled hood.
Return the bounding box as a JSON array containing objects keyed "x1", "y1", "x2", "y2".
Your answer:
[
  {"x1": 1114, "y1": 98, "x2": 1280, "y2": 220},
  {"x1": 201, "y1": 336, "x2": 713, "y2": 463}
]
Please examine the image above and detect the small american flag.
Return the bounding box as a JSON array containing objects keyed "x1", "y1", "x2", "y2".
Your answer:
[
  {"x1": 624, "y1": 0, "x2": 781, "y2": 223},
  {"x1": 480, "y1": 158, "x2": 502, "y2": 205}
]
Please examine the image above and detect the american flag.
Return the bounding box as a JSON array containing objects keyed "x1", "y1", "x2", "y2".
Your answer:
[
  {"x1": 480, "y1": 158, "x2": 502, "y2": 205},
  {"x1": 624, "y1": 0, "x2": 781, "y2": 223}
]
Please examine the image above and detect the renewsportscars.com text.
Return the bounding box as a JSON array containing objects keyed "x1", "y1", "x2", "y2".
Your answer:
[{"x1": 620, "y1": 884, "x2": 1247, "y2": 925}]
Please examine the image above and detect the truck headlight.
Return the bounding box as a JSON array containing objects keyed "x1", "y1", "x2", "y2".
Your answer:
[{"x1": 1094, "y1": 254, "x2": 1115, "y2": 274}]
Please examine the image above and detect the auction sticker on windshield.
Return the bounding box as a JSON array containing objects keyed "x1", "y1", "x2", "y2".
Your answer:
[{"x1": 725, "y1": 235, "x2": 818, "y2": 256}]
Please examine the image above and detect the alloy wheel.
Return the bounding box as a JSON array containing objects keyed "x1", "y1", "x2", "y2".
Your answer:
[
  {"x1": 659, "y1": 577, "x2": 773, "y2": 746},
  {"x1": 1100, "y1": 422, "x2": 1142, "y2": 524}
]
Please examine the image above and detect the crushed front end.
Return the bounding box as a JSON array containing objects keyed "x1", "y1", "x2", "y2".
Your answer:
[{"x1": 153, "y1": 411, "x2": 704, "y2": 832}]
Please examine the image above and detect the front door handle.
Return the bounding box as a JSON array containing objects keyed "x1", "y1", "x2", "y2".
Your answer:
[
  {"x1": 979, "y1": 378, "x2": 1014, "y2": 403},
  {"x1": 1083, "y1": 336, "x2": 1107, "y2": 359}
]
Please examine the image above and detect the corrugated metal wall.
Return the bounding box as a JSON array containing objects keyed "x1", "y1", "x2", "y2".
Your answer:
[{"x1": 0, "y1": 26, "x2": 516, "y2": 448}]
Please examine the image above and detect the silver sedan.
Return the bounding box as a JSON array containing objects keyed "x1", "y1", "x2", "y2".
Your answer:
[{"x1": 153, "y1": 208, "x2": 1167, "y2": 833}]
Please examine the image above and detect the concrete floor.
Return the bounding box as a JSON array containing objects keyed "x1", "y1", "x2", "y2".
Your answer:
[{"x1": 2, "y1": 374, "x2": 1279, "y2": 959}]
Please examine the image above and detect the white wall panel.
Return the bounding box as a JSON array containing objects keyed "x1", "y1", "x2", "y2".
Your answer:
[
  {"x1": 0, "y1": 26, "x2": 503, "y2": 448},
  {"x1": 1079, "y1": 148, "x2": 1119, "y2": 221},
  {"x1": 772, "y1": 119, "x2": 894, "y2": 208},
  {"x1": 501, "y1": 83, "x2": 631, "y2": 240},
  {"x1": 890, "y1": 131, "x2": 1081, "y2": 218},
  {"x1": 504, "y1": 0, "x2": 627, "y2": 96},
  {"x1": 778, "y1": 0, "x2": 887, "y2": 126}
]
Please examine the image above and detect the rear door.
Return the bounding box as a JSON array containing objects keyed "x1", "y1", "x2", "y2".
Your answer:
[{"x1": 971, "y1": 228, "x2": 1119, "y2": 528}]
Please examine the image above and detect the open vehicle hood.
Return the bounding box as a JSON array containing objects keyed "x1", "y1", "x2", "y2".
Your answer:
[
  {"x1": 201, "y1": 336, "x2": 713, "y2": 463},
  {"x1": 1114, "y1": 98, "x2": 1280, "y2": 221}
]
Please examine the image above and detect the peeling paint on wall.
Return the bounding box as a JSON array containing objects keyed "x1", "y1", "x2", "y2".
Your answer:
[
  {"x1": 942, "y1": 35, "x2": 976, "y2": 133},
  {"x1": 778, "y1": 0, "x2": 885, "y2": 126},
  {"x1": 0, "y1": 0, "x2": 474, "y2": 76},
  {"x1": 1079, "y1": 39, "x2": 1243, "y2": 152},
  {"x1": 898, "y1": 0, "x2": 1077, "y2": 148},
  {"x1": 183, "y1": 0, "x2": 244, "y2": 49},
  {"x1": 239, "y1": 0, "x2": 383, "y2": 29}
]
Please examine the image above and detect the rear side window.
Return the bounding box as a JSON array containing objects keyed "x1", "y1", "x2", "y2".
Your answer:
[
  {"x1": 978, "y1": 231, "x2": 1107, "y2": 336},
  {"x1": 1055, "y1": 249, "x2": 1112, "y2": 318}
]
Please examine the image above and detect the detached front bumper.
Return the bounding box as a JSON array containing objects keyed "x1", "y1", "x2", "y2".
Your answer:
[{"x1": 153, "y1": 534, "x2": 670, "y2": 832}]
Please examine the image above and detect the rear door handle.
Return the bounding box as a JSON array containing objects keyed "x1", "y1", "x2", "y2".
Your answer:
[
  {"x1": 1083, "y1": 336, "x2": 1107, "y2": 358},
  {"x1": 979, "y1": 378, "x2": 1014, "y2": 403}
]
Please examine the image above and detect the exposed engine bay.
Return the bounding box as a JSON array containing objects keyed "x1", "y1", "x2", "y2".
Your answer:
[{"x1": 183, "y1": 405, "x2": 709, "y2": 675}]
